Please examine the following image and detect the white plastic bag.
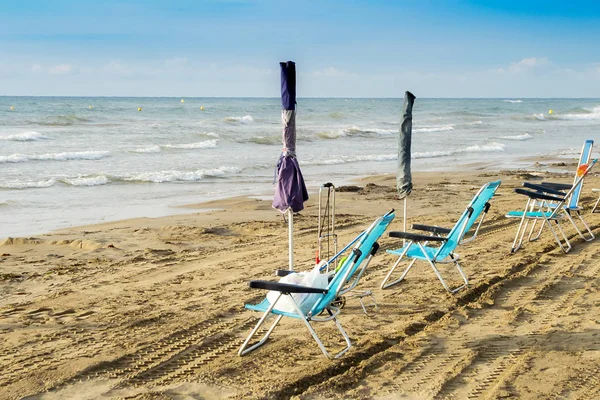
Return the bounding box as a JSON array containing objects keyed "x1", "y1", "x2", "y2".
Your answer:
[{"x1": 266, "y1": 263, "x2": 328, "y2": 314}]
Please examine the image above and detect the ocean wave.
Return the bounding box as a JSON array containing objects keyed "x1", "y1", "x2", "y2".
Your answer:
[
  {"x1": 556, "y1": 106, "x2": 600, "y2": 120},
  {"x1": 118, "y1": 166, "x2": 241, "y2": 183},
  {"x1": 247, "y1": 136, "x2": 281, "y2": 145},
  {"x1": 504, "y1": 99, "x2": 523, "y2": 103},
  {"x1": 303, "y1": 143, "x2": 505, "y2": 165},
  {"x1": 163, "y1": 140, "x2": 218, "y2": 149},
  {"x1": 37, "y1": 114, "x2": 92, "y2": 126},
  {"x1": 0, "y1": 179, "x2": 57, "y2": 189},
  {"x1": 317, "y1": 126, "x2": 396, "y2": 139},
  {"x1": 225, "y1": 115, "x2": 254, "y2": 124},
  {"x1": 62, "y1": 175, "x2": 109, "y2": 187},
  {"x1": 533, "y1": 113, "x2": 546, "y2": 121},
  {"x1": 0, "y1": 131, "x2": 49, "y2": 141},
  {"x1": 414, "y1": 125, "x2": 454, "y2": 133},
  {"x1": 201, "y1": 132, "x2": 220, "y2": 138},
  {"x1": 414, "y1": 143, "x2": 505, "y2": 159},
  {"x1": 131, "y1": 145, "x2": 162, "y2": 153},
  {"x1": 549, "y1": 148, "x2": 581, "y2": 156},
  {"x1": 499, "y1": 133, "x2": 533, "y2": 141},
  {"x1": 0, "y1": 151, "x2": 110, "y2": 164}
]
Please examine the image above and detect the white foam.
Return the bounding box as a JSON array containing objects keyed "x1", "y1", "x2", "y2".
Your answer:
[
  {"x1": 131, "y1": 145, "x2": 162, "y2": 153},
  {"x1": 0, "y1": 131, "x2": 49, "y2": 141},
  {"x1": 164, "y1": 140, "x2": 218, "y2": 149},
  {"x1": 499, "y1": 133, "x2": 533, "y2": 141},
  {"x1": 557, "y1": 106, "x2": 600, "y2": 120},
  {"x1": 121, "y1": 166, "x2": 240, "y2": 183},
  {"x1": 0, "y1": 151, "x2": 109, "y2": 164},
  {"x1": 62, "y1": 176, "x2": 109, "y2": 186},
  {"x1": 225, "y1": 115, "x2": 254, "y2": 124},
  {"x1": 1, "y1": 179, "x2": 56, "y2": 189},
  {"x1": 202, "y1": 132, "x2": 220, "y2": 138},
  {"x1": 534, "y1": 113, "x2": 546, "y2": 121},
  {"x1": 504, "y1": 99, "x2": 523, "y2": 103},
  {"x1": 414, "y1": 125, "x2": 454, "y2": 133},
  {"x1": 32, "y1": 151, "x2": 110, "y2": 161},
  {"x1": 0, "y1": 154, "x2": 29, "y2": 163},
  {"x1": 304, "y1": 142, "x2": 505, "y2": 166}
]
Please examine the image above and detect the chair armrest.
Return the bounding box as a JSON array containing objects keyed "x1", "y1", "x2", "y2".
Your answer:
[
  {"x1": 514, "y1": 188, "x2": 564, "y2": 202},
  {"x1": 389, "y1": 231, "x2": 447, "y2": 242},
  {"x1": 523, "y1": 182, "x2": 565, "y2": 197},
  {"x1": 249, "y1": 280, "x2": 327, "y2": 294},
  {"x1": 411, "y1": 223, "x2": 451, "y2": 235},
  {"x1": 275, "y1": 269, "x2": 294, "y2": 277},
  {"x1": 540, "y1": 182, "x2": 572, "y2": 191}
]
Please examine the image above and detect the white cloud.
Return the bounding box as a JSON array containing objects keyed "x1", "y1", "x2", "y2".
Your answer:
[
  {"x1": 508, "y1": 57, "x2": 549, "y2": 73},
  {"x1": 31, "y1": 64, "x2": 42, "y2": 73},
  {"x1": 312, "y1": 67, "x2": 355, "y2": 77},
  {"x1": 48, "y1": 64, "x2": 74, "y2": 75}
]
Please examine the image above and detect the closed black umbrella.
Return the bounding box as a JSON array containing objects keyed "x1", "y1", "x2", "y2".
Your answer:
[
  {"x1": 398, "y1": 91, "x2": 416, "y2": 235},
  {"x1": 272, "y1": 61, "x2": 309, "y2": 270}
]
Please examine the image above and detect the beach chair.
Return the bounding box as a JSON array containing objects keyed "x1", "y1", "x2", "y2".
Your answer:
[
  {"x1": 381, "y1": 181, "x2": 501, "y2": 293},
  {"x1": 507, "y1": 159, "x2": 597, "y2": 253},
  {"x1": 238, "y1": 210, "x2": 395, "y2": 359},
  {"x1": 515, "y1": 140, "x2": 594, "y2": 244}
]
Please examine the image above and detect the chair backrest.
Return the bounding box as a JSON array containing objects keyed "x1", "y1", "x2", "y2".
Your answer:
[
  {"x1": 309, "y1": 210, "x2": 395, "y2": 315},
  {"x1": 434, "y1": 181, "x2": 501, "y2": 260},
  {"x1": 551, "y1": 158, "x2": 598, "y2": 217},
  {"x1": 568, "y1": 140, "x2": 594, "y2": 209}
]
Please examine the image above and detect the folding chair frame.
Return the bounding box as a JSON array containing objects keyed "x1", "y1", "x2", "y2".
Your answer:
[
  {"x1": 508, "y1": 159, "x2": 597, "y2": 253},
  {"x1": 381, "y1": 182, "x2": 498, "y2": 293}
]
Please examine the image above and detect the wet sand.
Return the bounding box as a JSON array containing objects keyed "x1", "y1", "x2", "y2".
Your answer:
[{"x1": 1, "y1": 167, "x2": 600, "y2": 400}]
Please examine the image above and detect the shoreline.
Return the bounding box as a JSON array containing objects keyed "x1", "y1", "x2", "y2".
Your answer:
[{"x1": 1, "y1": 154, "x2": 579, "y2": 241}]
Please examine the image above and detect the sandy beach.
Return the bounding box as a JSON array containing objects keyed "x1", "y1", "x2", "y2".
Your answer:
[{"x1": 2, "y1": 166, "x2": 600, "y2": 400}]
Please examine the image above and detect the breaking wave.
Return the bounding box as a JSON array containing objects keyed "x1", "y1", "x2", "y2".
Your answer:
[
  {"x1": 303, "y1": 143, "x2": 505, "y2": 165},
  {"x1": 414, "y1": 125, "x2": 454, "y2": 133},
  {"x1": 0, "y1": 179, "x2": 57, "y2": 189},
  {"x1": 163, "y1": 140, "x2": 218, "y2": 149},
  {"x1": 499, "y1": 133, "x2": 533, "y2": 141},
  {"x1": 0, "y1": 131, "x2": 49, "y2": 141},
  {"x1": 62, "y1": 175, "x2": 110, "y2": 186},
  {"x1": 504, "y1": 99, "x2": 523, "y2": 103},
  {"x1": 117, "y1": 166, "x2": 241, "y2": 183},
  {"x1": 225, "y1": 115, "x2": 254, "y2": 124},
  {"x1": 0, "y1": 151, "x2": 110, "y2": 164},
  {"x1": 130, "y1": 145, "x2": 162, "y2": 154}
]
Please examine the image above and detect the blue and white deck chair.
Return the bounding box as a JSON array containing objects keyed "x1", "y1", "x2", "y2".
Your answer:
[
  {"x1": 381, "y1": 181, "x2": 501, "y2": 293},
  {"x1": 507, "y1": 159, "x2": 597, "y2": 253},
  {"x1": 507, "y1": 140, "x2": 595, "y2": 248},
  {"x1": 238, "y1": 210, "x2": 395, "y2": 359}
]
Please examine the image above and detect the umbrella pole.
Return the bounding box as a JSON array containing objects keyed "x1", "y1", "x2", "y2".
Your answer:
[
  {"x1": 288, "y1": 208, "x2": 294, "y2": 270},
  {"x1": 403, "y1": 197, "x2": 408, "y2": 246}
]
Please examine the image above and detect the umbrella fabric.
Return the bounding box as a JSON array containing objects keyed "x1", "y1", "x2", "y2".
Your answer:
[
  {"x1": 273, "y1": 60, "x2": 309, "y2": 213},
  {"x1": 397, "y1": 91, "x2": 416, "y2": 199},
  {"x1": 273, "y1": 154, "x2": 309, "y2": 213}
]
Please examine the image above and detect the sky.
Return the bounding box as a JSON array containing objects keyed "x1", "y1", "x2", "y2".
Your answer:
[{"x1": 1, "y1": 0, "x2": 600, "y2": 97}]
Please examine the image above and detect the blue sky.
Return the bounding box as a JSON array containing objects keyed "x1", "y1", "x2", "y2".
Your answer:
[{"x1": 1, "y1": 0, "x2": 600, "y2": 97}]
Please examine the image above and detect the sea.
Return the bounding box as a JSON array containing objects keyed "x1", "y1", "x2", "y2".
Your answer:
[{"x1": 1, "y1": 97, "x2": 599, "y2": 238}]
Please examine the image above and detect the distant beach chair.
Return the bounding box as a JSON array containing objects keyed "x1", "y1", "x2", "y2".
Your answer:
[
  {"x1": 381, "y1": 181, "x2": 501, "y2": 293},
  {"x1": 506, "y1": 140, "x2": 595, "y2": 253},
  {"x1": 239, "y1": 210, "x2": 395, "y2": 359}
]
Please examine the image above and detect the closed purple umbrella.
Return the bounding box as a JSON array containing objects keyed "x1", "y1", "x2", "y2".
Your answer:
[{"x1": 273, "y1": 61, "x2": 308, "y2": 270}]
